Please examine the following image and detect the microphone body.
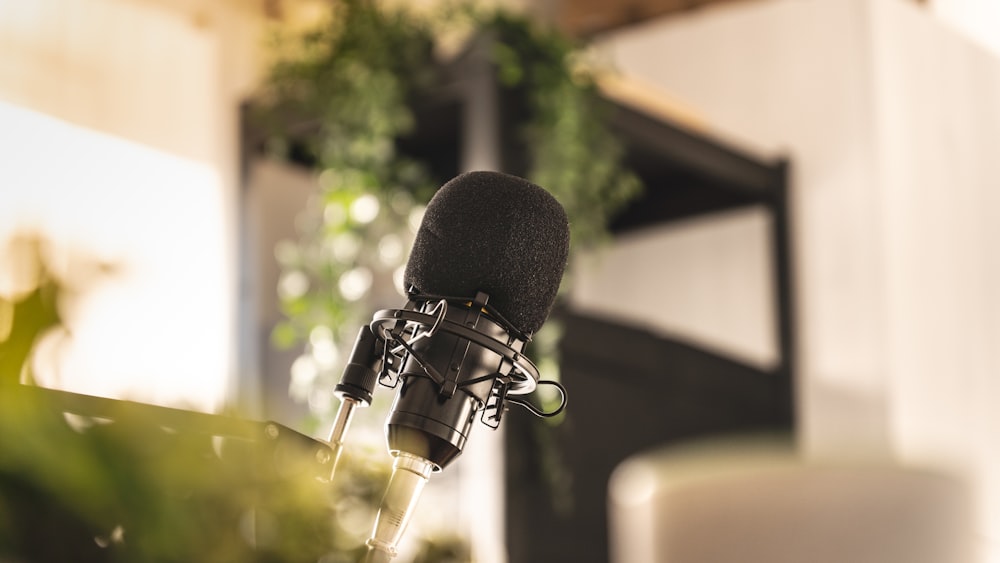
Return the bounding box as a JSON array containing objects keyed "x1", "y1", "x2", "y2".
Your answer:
[
  {"x1": 342, "y1": 171, "x2": 569, "y2": 561},
  {"x1": 386, "y1": 294, "x2": 523, "y2": 470}
]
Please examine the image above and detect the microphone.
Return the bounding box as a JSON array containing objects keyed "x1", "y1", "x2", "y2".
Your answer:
[{"x1": 360, "y1": 170, "x2": 570, "y2": 561}]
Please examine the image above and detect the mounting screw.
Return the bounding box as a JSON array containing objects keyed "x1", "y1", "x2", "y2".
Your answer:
[
  {"x1": 264, "y1": 423, "x2": 279, "y2": 440},
  {"x1": 316, "y1": 448, "x2": 331, "y2": 465}
]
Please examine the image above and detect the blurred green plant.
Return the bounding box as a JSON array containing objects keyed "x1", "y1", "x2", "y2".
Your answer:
[
  {"x1": 0, "y1": 236, "x2": 61, "y2": 387},
  {"x1": 0, "y1": 234, "x2": 390, "y2": 562}
]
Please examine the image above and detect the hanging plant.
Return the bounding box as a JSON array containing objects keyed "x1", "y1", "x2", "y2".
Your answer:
[
  {"x1": 253, "y1": 0, "x2": 440, "y2": 419},
  {"x1": 472, "y1": 6, "x2": 642, "y2": 250},
  {"x1": 252, "y1": 0, "x2": 641, "y2": 422}
]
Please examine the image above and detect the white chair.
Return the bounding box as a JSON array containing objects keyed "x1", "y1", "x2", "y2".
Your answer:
[{"x1": 608, "y1": 436, "x2": 973, "y2": 563}]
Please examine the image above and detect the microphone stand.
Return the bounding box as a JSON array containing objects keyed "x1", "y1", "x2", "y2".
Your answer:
[
  {"x1": 361, "y1": 452, "x2": 436, "y2": 562},
  {"x1": 326, "y1": 325, "x2": 381, "y2": 478}
]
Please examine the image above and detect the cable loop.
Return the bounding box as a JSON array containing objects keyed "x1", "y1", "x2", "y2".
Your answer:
[{"x1": 508, "y1": 380, "x2": 567, "y2": 418}]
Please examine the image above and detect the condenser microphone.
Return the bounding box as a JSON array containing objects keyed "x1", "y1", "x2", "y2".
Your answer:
[{"x1": 361, "y1": 170, "x2": 570, "y2": 561}]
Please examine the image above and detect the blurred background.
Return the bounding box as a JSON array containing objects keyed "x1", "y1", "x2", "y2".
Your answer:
[{"x1": 2, "y1": 0, "x2": 999, "y2": 561}]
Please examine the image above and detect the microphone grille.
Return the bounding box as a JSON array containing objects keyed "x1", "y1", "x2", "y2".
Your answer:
[{"x1": 403, "y1": 171, "x2": 570, "y2": 336}]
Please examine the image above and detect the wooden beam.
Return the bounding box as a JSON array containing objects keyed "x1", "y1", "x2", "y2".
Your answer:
[{"x1": 555, "y1": 0, "x2": 756, "y2": 37}]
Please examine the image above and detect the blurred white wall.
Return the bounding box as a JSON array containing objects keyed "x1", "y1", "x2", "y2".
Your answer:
[
  {"x1": 0, "y1": 0, "x2": 263, "y2": 410},
  {"x1": 573, "y1": 207, "x2": 779, "y2": 371},
  {"x1": 588, "y1": 0, "x2": 1000, "y2": 559},
  {"x1": 931, "y1": 0, "x2": 1000, "y2": 58}
]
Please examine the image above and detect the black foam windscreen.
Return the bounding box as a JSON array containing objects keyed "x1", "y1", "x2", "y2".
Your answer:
[{"x1": 403, "y1": 171, "x2": 570, "y2": 336}]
